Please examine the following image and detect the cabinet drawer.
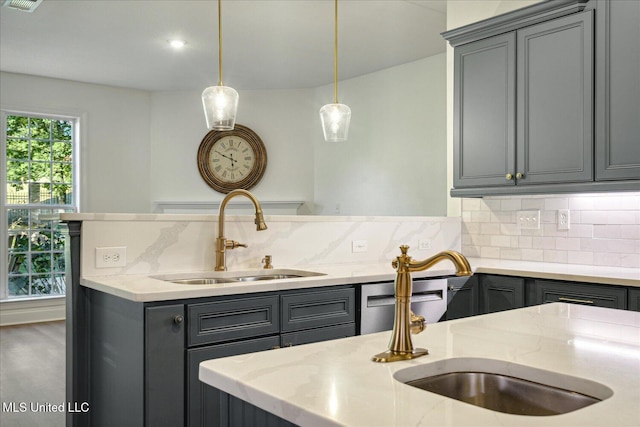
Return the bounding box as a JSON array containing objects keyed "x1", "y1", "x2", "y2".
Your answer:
[
  {"x1": 188, "y1": 295, "x2": 279, "y2": 347},
  {"x1": 281, "y1": 323, "x2": 356, "y2": 347},
  {"x1": 281, "y1": 287, "x2": 355, "y2": 332},
  {"x1": 534, "y1": 280, "x2": 627, "y2": 309}
]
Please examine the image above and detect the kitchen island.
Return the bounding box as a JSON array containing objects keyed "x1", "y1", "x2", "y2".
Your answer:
[{"x1": 200, "y1": 303, "x2": 640, "y2": 426}]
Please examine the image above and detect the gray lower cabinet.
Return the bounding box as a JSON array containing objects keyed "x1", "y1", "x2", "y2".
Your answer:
[
  {"x1": 446, "y1": 274, "x2": 635, "y2": 318},
  {"x1": 187, "y1": 286, "x2": 356, "y2": 427},
  {"x1": 628, "y1": 289, "x2": 640, "y2": 312},
  {"x1": 532, "y1": 279, "x2": 627, "y2": 309},
  {"x1": 187, "y1": 287, "x2": 356, "y2": 427},
  {"x1": 81, "y1": 285, "x2": 355, "y2": 427},
  {"x1": 480, "y1": 275, "x2": 525, "y2": 314},
  {"x1": 445, "y1": 276, "x2": 480, "y2": 320},
  {"x1": 188, "y1": 336, "x2": 281, "y2": 427},
  {"x1": 595, "y1": 0, "x2": 640, "y2": 181}
]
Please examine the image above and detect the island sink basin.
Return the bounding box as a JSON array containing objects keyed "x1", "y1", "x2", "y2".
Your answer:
[
  {"x1": 395, "y1": 358, "x2": 613, "y2": 416},
  {"x1": 152, "y1": 269, "x2": 326, "y2": 285}
]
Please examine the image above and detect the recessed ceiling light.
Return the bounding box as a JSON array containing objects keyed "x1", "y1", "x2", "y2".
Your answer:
[
  {"x1": 2, "y1": 0, "x2": 43, "y2": 12},
  {"x1": 168, "y1": 39, "x2": 187, "y2": 49}
]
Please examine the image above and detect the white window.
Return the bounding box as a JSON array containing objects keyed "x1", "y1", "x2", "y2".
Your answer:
[{"x1": 1, "y1": 111, "x2": 79, "y2": 300}]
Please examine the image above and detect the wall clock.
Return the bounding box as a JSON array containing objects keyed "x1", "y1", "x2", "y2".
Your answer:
[{"x1": 197, "y1": 124, "x2": 267, "y2": 194}]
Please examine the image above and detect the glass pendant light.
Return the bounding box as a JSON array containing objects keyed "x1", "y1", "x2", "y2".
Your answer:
[
  {"x1": 202, "y1": 0, "x2": 239, "y2": 131},
  {"x1": 320, "y1": 0, "x2": 351, "y2": 142}
]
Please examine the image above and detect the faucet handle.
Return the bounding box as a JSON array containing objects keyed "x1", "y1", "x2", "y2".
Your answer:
[
  {"x1": 225, "y1": 240, "x2": 247, "y2": 249},
  {"x1": 262, "y1": 255, "x2": 273, "y2": 269}
]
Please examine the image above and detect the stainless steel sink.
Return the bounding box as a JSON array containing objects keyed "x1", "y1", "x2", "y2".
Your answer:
[
  {"x1": 169, "y1": 278, "x2": 237, "y2": 285},
  {"x1": 395, "y1": 358, "x2": 613, "y2": 416},
  {"x1": 406, "y1": 371, "x2": 600, "y2": 416},
  {"x1": 235, "y1": 274, "x2": 303, "y2": 281},
  {"x1": 152, "y1": 269, "x2": 326, "y2": 285}
]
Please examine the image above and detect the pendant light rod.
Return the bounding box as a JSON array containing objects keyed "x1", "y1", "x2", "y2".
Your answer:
[
  {"x1": 202, "y1": 0, "x2": 239, "y2": 131},
  {"x1": 333, "y1": 0, "x2": 338, "y2": 103},
  {"x1": 218, "y1": 0, "x2": 223, "y2": 86}
]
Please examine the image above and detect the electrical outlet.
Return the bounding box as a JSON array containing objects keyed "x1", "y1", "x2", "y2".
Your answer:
[
  {"x1": 557, "y1": 209, "x2": 570, "y2": 230},
  {"x1": 517, "y1": 210, "x2": 540, "y2": 230},
  {"x1": 96, "y1": 246, "x2": 127, "y2": 268},
  {"x1": 352, "y1": 240, "x2": 368, "y2": 253},
  {"x1": 419, "y1": 239, "x2": 431, "y2": 250}
]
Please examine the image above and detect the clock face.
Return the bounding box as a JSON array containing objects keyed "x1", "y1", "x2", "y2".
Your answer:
[
  {"x1": 197, "y1": 124, "x2": 267, "y2": 193},
  {"x1": 208, "y1": 136, "x2": 256, "y2": 183}
]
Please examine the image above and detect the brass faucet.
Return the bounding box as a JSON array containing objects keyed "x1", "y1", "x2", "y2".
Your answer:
[
  {"x1": 215, "y1": 189, "x2": 267, "y2": 271},
  {"x1": 372, "y1": 245, "x2": 472, "y2": 363}
]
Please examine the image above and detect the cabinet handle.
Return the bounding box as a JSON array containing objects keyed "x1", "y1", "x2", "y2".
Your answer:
[
  {"x1": 506, "y1": 173, "x2": 514, "y2": 181},
  {"x1": 173, "y1": 315, "x2": 184, "y2": 324},
  {"x1": 516, "y1": 172, "x2": 524, "y2": 179},
  {"x1": 559, "y1": 297, "x2": 594, "y2": 305}
]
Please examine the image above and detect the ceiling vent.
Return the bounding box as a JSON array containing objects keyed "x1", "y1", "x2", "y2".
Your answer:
[{"x1": 2, "y1": 0, "x2": 43, "y2": 12}]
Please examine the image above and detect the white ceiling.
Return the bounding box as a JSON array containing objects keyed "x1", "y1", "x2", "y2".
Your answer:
[{"x1": 0, "y1": 0, "x2": 447, "y2": 91}]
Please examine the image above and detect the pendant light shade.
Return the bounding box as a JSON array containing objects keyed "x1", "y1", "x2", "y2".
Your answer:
[
  {"x1": 320, "y1": 0, "x2": 351, "y2": 142},
  {"x1": 202, "y1": 85, "x2": 239, "y2": 131},
  {"x1": 320, "y1": 103, "x2": 351, "y2": 142},
  {"x1": 202, "y1": 0, "x2": 238, "y2": 130}
]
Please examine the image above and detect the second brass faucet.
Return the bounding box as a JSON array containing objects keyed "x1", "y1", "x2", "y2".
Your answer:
[
  {"x1": 372, "y1": 245, "x2": 472, "y2": 363},
  {"x1": 215, "y1": 189, "x2": 267, "y2": 271}
]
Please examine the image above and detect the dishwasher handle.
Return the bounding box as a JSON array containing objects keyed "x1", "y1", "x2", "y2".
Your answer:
[{"x1": 367, "y1": 290, "x2": 443, "y2": 308}]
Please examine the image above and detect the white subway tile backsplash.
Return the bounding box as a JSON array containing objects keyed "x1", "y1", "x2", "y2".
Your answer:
[
  {"x1": 543, "y1": 250, "x2": 568, "y2": 263},
  {"x1": 461, "y1": 193, "x2": 640, "y2": 269},
  {"x1": 544, "y1": 197, "x2": 569, "y2": 210},
  {"x1": 568, "y1": 250, "x2": 593, "y2": 265},
  {"x1": 521, "y1": 249, "x2": 544, "y2": 262}
]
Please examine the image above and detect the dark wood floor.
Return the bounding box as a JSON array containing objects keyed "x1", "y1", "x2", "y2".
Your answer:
[{"x1": 0, "y1": 320, "x2": 65, "y2": 427}]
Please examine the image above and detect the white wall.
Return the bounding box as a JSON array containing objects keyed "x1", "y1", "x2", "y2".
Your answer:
[
  {"x1": 2, "y1": 53, "x2": 448, "y2": 216},
  {"x1": 149, "y1": 88, "x2": 316, "y2": 212},
  {"x1": 313, "y1": 54, "x2": 447, "y2": 216},
  {"x1": 0, "y1": 71, "x2": 152, "y2": 213}
]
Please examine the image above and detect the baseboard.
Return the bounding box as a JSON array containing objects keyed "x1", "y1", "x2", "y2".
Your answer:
[{"x1": 0, "y1": 297, "x2": 65, "y2": 326}]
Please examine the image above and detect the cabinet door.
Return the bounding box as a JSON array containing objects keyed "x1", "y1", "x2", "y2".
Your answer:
[
  {"x1": 517, "y1": 11, "x2": 593, "y2": 185},
  {"x1": 146, "y1": 305, "x2": 186, "y2": 427},
  {"x1": 481, "y1": 275, "x2": 525, "y2": 314},
  {"x1": 446, "y1": 276, "x2": 479, "y2": 320},
  {"x1": 628, "y1": 289, "x2": 640, "y2": 312},
  {"x1": 595, "y1": 0, "x2": 640, "y2": 181},
  {"x1": 453, "y1": 33, "x2": 516, "y2": 188},
  {"x1": 187, "y1": 336, "x2": 280, "y2": 427},
  {"x1": 534, "y1": 280, "x2": 627, "y2": 309}
]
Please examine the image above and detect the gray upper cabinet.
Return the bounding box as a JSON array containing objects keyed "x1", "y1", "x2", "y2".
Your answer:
[
  {"x1": 516, "y1": 12, "x2": 593, "y2": 185},
  {"x1": 454, "y1": 33, "x2": 516, "y2": 188},
  {"x1": 444, "y1": 0, "x2": 639, "y2": 197},
  {"x1": 595, "y1": 0, "x2": 640, "y2": 181}
]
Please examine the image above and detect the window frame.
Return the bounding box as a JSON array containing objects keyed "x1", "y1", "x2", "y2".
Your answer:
[{"x1": 1, "y1": 109, "x2": 80, "y2": 301}]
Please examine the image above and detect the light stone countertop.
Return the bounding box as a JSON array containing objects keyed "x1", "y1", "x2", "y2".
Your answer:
[
  {"x1": 80, "y1": 258, "x2": 639, "y2": 302},
  {"x1": 199, "y1": 303, "x2": 640, "y2": 427}
]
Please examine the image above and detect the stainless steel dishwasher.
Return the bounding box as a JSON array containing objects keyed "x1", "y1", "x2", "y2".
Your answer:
[{"x1": 360, "y1": 278, "x2": 448, "y2": 335}]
